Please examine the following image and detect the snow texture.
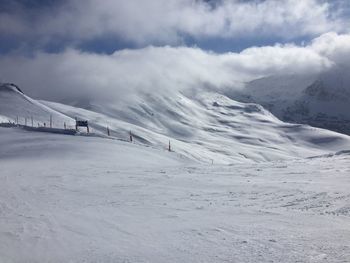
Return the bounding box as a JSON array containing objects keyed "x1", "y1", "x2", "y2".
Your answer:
[
  {"x1": 43, "y1": 89, "x2": 350, "y2": 164},
  {"x1": 1, "y1": 127, "x2": 350, "y2": 262},
  {"x1": 1, "y1": 83, "x2": 350, "y2": 262},
  {"x1": 230, "y1": 67, "x2": 350, "y2": 135}
]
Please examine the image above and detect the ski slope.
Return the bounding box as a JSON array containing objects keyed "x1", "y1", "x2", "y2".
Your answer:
[
  {"x1": 1, "y1": 82, "x2": 350, "y2": 163},
  {"x1": 1, "y1": 83, "x2": 350, "y2": 262},
  {"x1": 1, "y1": 127, "x2": 350, "y2": 262},
  {"x1": 44, "y1": 90, "x2": 350, "y2": 163}
]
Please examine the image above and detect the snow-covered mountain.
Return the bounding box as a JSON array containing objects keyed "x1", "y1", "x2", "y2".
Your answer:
[
  {"x1": 2, "y1": 82, "x2": 350, "y2": 262},
  {"x1": 2, "y1": 82, "x2": 350, "y2": 164},
  {"x1": 230, "y1": 66, "x2": 350, "y2": 135},
  {"x1": 0, "y1": 83, "x2": 75, "y2": 127}
]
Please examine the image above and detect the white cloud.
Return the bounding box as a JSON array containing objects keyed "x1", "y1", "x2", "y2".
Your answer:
[
  {"x1": 311, "y1": 32, "x2": 350, "y2": 65},
  {"x1": 0, "y1": 0, "x2": 346, "y2": 45},
  {"x1": 2, "y1": 33, "x2": 344, "y2": 103}
]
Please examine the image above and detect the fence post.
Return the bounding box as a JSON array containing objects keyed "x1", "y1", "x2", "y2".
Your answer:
[
  {"x1": 31, "y1": 116, "x2": 33, "y2": 127},
  {"x1": 107, "y1": 127, "x2": 110, "y2": 136},
  {"x1": 129, "y1": 131, "x2": 133, "y2": 142},
  {"x1": 64, "y1": 122, "x2": 66, "y2": 129},
  {"x1": 168, "y1": 140, "x2": 171, "y2": 152},
  {"x1": 50, "y1": 115, "x2": 52, "y2": 128}
]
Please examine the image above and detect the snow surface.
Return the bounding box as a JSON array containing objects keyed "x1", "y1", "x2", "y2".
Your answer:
[
  {"x1": 1, "y1": 84, "x2": 350, "y2": 262},
  {"x1": 2, "y1": 82, "x2": 350, "y2": 163},
  {"x1": 43, "y1": 90, "x2": 350, "y2": 164},
  {"x1": 1, "y1": 127, "x2": 350, "y2": 262},
  {"x1": 230, "y1": 68, "x2": 350, "y2": 135},
  {"x1": 0, "y1": 83, "x2": 75, "y2": 128}
]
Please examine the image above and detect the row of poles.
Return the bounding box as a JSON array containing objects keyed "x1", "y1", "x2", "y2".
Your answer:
[
  {"x1": 14, "y1": 115, "x2": 56, "y2": 129},
  {"x1": 107, "y1": 127, "x2": 172, "y2": 152},
  {"x1": 14, "y1": 115, "x2": 77, "y2": 131},
  {"x1": 12, "y1": 115, "x2": 173, "y2": 152}
]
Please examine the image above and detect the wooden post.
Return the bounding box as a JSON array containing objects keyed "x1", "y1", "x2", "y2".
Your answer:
[
  {"x1": 129, "y1": 131, "x2": 133, "y2": 142},
  {"x1": 31, "y1": 116, "x2": 33, "y2": 127},
  {"x1": 168, "y1": 140, "x2": 171, "y2": 152},
  {"x1": 87, "y1": 125, "x2": 90, "y2": 134},
  {"x1": 107, "y1": 127, "x2": 110, "y2": 136},
  {"x1": 64, "y1": 122, "x2": 66, "y2": 129}
]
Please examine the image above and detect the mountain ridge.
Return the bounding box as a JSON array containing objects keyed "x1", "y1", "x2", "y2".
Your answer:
[
  {"x1": 2, "y1": 82, "x2": 350, "y2": 163},
  {"x1": 228, "y1": 67, "x2": 350, "y2": 135}
]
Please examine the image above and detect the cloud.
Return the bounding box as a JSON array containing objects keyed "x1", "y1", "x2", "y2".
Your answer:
[
  {"x1": 2, "y1": 33, "x2": 345, "y2": 103},
  {"x1": 311, "y1": 32, "x2": 350, "y2": 65},
  {"x1": 0, "y1": 0, "x2": 347, "y2": 47}
]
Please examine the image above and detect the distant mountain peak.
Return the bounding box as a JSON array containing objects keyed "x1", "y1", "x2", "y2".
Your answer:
[
  {"x1": 232, "y1": 70, "x2": 350, "y2": 135},
  {"x1": 304, "y1": 80, "x2": 350, "y2": 102}
]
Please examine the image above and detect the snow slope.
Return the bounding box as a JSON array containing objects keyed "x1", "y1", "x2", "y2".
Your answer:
[
  {"x1": 44, "y1": 89, "x2": 350, "y2": 163},
  {"x1": 0, "y1": 83, "x2": 75, "y2": 128},
  {"x1": 230, "y1": 66, "x2": 350, "y2": 135},
  {"x1": 2, "y1": 83, "x2": 350, "y2": 262},
  {"x1": 1, "y1": 82, "x2": 350, "y2": 163},
  {"x1": 1, "y1": 127, "x2": 350, "y2": 262}
]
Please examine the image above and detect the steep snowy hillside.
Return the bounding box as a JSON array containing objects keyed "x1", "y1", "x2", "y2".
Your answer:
[
  {"x1": 0, "y1": 83, "x2": 75, "y2": 128},
  {"x1": 44, "y1": 89, "x2": 350, "y2": 163},
  {"x1": 2, "y1": 83, "x2": 350, "y2": 163},
  {"x1": 230, "y1": 66, "x2": 350, "y2": 135}
]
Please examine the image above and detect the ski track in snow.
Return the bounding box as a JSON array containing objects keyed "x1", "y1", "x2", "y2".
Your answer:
[{"x1": 1, "y1": 128, "x2": 350, "y2": 262}]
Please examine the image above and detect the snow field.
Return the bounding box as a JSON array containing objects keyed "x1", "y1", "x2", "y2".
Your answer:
[{"x1": 1, "y1": 127, "x2": 350, "y2": 262}]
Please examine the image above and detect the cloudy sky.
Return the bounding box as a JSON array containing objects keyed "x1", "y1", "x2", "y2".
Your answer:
[{"x1": 0, "y1": 0, "x2": 350, "y2": 102}]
